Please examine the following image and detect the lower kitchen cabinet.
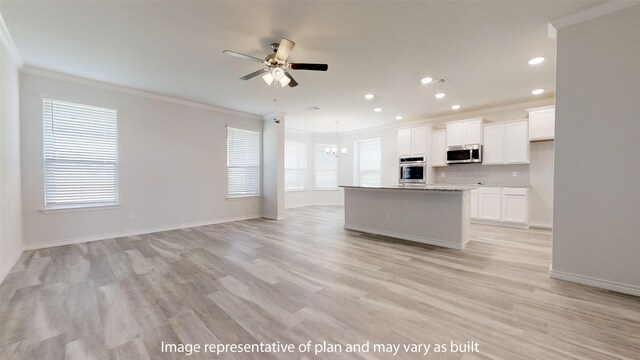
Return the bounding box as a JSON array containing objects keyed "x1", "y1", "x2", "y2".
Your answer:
[
  {"x1": 471, "y1": 187, "x2": 528, "y2": 227},
  {"x1": 478, "y1": 187, "x2": 502, "y2": 221}
]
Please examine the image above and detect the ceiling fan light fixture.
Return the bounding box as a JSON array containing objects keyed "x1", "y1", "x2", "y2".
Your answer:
[
  {"x1": 272, "y1": 67, "x2": 285, "y2": 81},
  {"x1": 279, "y1": 75, "x2": 291, "y2": 87},
  {"x1": 262, "y1": 73, "x2": 274, "y2": 86}
]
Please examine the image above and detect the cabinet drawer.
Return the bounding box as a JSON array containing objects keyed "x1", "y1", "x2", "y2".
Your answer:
[
  {"x1": 502, "y1": 187, "x2": 527, "y2": 196},
  {"x1": 478, "y1": 187, "x2": 501, "y2": 195}
]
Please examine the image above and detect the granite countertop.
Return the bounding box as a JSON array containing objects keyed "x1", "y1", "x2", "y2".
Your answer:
[
  {"x1": 339, "y1": 185, "x2": 476, "y2": 192},
  {"x1": 436, "y1": 183, "x2": 528, "y2": 188}
]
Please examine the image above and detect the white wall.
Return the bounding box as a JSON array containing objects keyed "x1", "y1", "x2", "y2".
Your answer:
[
  {"x1": 20, "y1": 69, "x2": 263, "y2": 248},
  {"x1": 529, "y1": 141, "x2": 554, "y2": 227},
  {"x1": 0, "y1": 28, "x2": 23, "y2": 282},
  {"x1": 552, "y1": 5, "x2": 640, "y2": 294}
]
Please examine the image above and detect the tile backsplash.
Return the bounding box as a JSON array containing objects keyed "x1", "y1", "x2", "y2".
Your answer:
[{"x1": 434, "y1": 163, "x2": 530, "y2": 185}]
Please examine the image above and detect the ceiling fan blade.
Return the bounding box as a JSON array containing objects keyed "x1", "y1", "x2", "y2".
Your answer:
[
  {"x1": 223, "y1": 50, "x2": 264, "y2": 63},
  {"x1": 289, "y1": 63, "x2": 328, "y2": 71},
  {"x1": 240, "y1": 68, "x2": 268, "y2": 80},
  {"x1": 275, "y1": 38, "x2": 295, "y2": 62},
  {"x1": 285, "y1": 71, "x2": 298, "y2": 87}
]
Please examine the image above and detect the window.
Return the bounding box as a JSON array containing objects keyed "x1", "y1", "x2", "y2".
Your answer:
[
  {"x1": 43, "y1": 99, "x2": 118, "y2": 209},
  {"x1": 285, "y1": 141, "x2": 307, "y2": 191},
  {"x1": 356, "y1": 138, "x2": 382, "y2": 186},
  {"x1": 314, "y1": 144, "x2": 338, "y2": 189},
  {"x1": 227, "y1": 127, "x2": 261, "y2": 197}
]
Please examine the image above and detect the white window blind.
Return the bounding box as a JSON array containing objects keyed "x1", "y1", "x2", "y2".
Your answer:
[
  {"x1": 314, "y1": 144, "x2": 338, "y2": 189},
  {"x1": 227, "y1": 127, "x2": 261, "y2": 197},
  {"x1": 43, "y1": 99, "x2": 118, "y2": 209},
  {"x1": 357, "y1": 138, "x2": 382, "y2": 186},
  {"x1": 285, "y1": 141, "x2": 307, "y2": 191}
]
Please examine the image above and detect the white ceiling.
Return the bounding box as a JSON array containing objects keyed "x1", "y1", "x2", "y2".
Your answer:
[{"x1": 1, "y1": 1, "x2": 599, "y2": 132}]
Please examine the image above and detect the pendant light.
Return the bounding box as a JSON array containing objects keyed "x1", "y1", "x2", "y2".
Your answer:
[{"x1": 325, "y1": 121, "x2": 347, "y2": 157}]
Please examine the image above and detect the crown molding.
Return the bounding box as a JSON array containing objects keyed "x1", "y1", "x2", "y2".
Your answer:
[
  {"x1": 548, "y1": 1, "x2": 639, "y2": 39},
  {"x1": 20, "y1": 66, "x2": 262, "y2": 119},
  {"x1": 0, "y1": 13, "x2": 24, "y2": 67}
]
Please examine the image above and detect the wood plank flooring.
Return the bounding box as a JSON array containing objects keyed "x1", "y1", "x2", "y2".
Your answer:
[{"x1": 1, "y1": 206, "x2": 638, "y2": 359}]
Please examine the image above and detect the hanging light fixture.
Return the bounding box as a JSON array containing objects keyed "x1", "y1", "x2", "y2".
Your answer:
[
  {"x1": 325, "y1": 121, "x2": 347, "y2": 157},
  {"x1": 262, "y1": 67, "x2": 290, "y2": 88}
]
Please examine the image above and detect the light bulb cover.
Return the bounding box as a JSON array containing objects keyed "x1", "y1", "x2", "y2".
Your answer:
[
  {"x1": 272, "y1": 68, "x2": 285, "y2": 81},
  {"x1": 262, "y1": 73, "x2": 274, "y2": 86},
  {"x1": 340, "y1": 148, "x2": 348, "y2": 155},
  {"x1": 279, "y1": 75, "x2": 291, "y2": 87}
]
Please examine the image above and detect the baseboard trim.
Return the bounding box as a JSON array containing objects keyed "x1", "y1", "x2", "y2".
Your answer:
[
  {"x1": 0, "y1": 246, "x2": 24, "y2": 285},
  {"x1": 471, "y1": 219, "x2": 529, "y2": 230},
  {"x1": 23, "y1": 215, "x2": 262, "y2": 251},
  {"x1": 344, "y1": 224, "x2": 465, "y2": 250},
  {"x1": 550, "y1": 268, "x2": 640, "y2": 297},
  {"x1": 529, "y1": 221, "x2": 553, "y2": 230}
]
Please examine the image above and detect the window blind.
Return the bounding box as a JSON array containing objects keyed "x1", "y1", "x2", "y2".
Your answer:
[
  {"x1": 227, "y1": 127, "x2": 261, "y2": 197},
  {"x1": 43, "y1": 99, "x2": 118, "y2": 209},
  {"x1": 314, "y1": 143, "x2": 338, "y2": 189},
  {"x1": 357, "y1": 138, "x2": 382, "y2": 186},
  {"x1": 285, "y1": 141, "x2": 307, "y2": 191}
]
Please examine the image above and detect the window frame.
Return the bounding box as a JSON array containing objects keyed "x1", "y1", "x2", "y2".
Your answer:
[
  {"x1": 226, "y1": 126, "x2": 262, "y2": 199},
  {"x1": 285, "y1": 141, "x2": 308, "y2": 192},
  {"x1": 41, "y1": 98, "x2": 120, "y2": 211},
  {"x1": 314, "y1": 143, "x2": 339, "y2": 190},
  {"x1": 354, "y1": 138, "x2": 382, "y2": 187}
]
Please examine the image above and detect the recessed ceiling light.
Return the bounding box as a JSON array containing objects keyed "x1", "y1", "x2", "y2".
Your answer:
[
  {"x1": 435, "y1": 93, "x2": 446, "y2": 99},
  {"x1": 395, "y1": 115, "x2": 403, "y2": 120},
  {"x1": 374, "y1": 107, "x2": 382, "y2": 112},
  {"x1": 531, "y1": 88, "x2": 545, "y2": 95},
  {"x1": 364, "y1": 93, "x2": 375, "y2": 100},
  {"x1": 421, "y1": 77, "x2": 433, "y2": 85},
  {"x1": 451, "y1": 104, "x2": 461, "y2": 110},
  {"x1": 528, "y1": 57, "x2": 545, "y2": 65}
]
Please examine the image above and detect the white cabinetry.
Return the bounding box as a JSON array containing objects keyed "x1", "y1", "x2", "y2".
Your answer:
[
  {"x1": 472, "y1": 186, "x2": 528, "y2": 226},
  {"x1": 470, "y1": 189, "x2": 478, "y2": 219},
  {"x1": 446, "y1": 118, "x2": 483, "y2": 147},
  {"x1": 527, "y1": 106, "x2": 555, "y2": 141},
  {"x1": 397, "y1": 126, "x2": 430, "y2": 156},
  {"x1": 431, "y1": 130, "x2": 447, "y2": 167},
  {"x1": 397, "y1": 128, "x2": 412, "y2": 156},
  {"x1": 504, "y1": 121, "x2": 529, "y2": 163},
  {"x1": 501, "y1": 188, "x2": 528, "y2": 224},
  {"x1": 482, "y1": 120, "x2": 529, "y2": 165},
  {"x1": 482, "y1": 124, "x2": 505, "y2": 165},
  {"x1": 478, "y1": 187, "x2": 502, "y2": 221}
]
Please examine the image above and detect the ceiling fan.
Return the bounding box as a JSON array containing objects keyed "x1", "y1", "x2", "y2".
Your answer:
[{"x1": 223, "y1": 38, "x2": 328, "y2": 88}]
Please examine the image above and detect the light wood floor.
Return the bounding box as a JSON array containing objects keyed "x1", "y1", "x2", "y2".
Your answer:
[{"x1": 1, "y1": 206, "x2": 638, "y2": 359}]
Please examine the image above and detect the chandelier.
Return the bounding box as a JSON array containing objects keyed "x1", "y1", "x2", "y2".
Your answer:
[{"x1": 325, "y1": 121, "x2": 347, "y2": 157}]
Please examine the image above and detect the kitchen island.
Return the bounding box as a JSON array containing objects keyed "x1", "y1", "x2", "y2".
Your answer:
[{"x1": 340, "y1": 185, "x2": 475, "y2": 250}]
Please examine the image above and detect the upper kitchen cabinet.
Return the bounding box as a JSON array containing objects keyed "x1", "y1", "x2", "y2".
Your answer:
[
  {"x1": 482, "y1": 120, "x2": 529, "y2": 165},
  {"x1": 527, "y1": 106, "x2": 555, "y2": 141},
  {"x1": 446, "y1": 118, "x2": 483, "y2": 147},
  {"x1": 397, "y1": 126, "x2": 431, "y2": 156},
  {"x1": 431, "y1": 130, "x2": 447, "y2": 167}
]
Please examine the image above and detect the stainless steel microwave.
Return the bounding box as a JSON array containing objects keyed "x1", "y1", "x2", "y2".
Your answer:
[{"x1": 446, "y1": 145, "x2": 482, "y2": 164}]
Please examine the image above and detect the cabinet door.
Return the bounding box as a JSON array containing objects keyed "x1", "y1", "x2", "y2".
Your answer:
[
  {"x1": 462, "y1": 120, "x2": 483, "y2": 145},
  {"x1": 446, "y1": 123, "x2": 463, "y2": 147},
  {"x1": 411, "y1": 126, "x2": 429, "y2": 155},
  {"x1": 470, "y1": 190, "x2": 478, "y2": 219},
  {"x1": 502, "y1": 195, "x2": 527, "y2": 223},
  {"x1": 504, "y1": 121, "x2": 529, "y2": 164},
  {"x1": 482, "y1": 124, "x2": 505, "y2": 164},
  {"x1": 529, "y1": 108, "x2": 555, "y2": 141},
  {"x1": 479, "y1": 187, "x2": 501, "y2": 221},
  {"x1": 432, "y1": 130, "x2": 447, "y2": 166},
  {"x1": 397, "y1": 128, "x2": 412, "y2": 156}
]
